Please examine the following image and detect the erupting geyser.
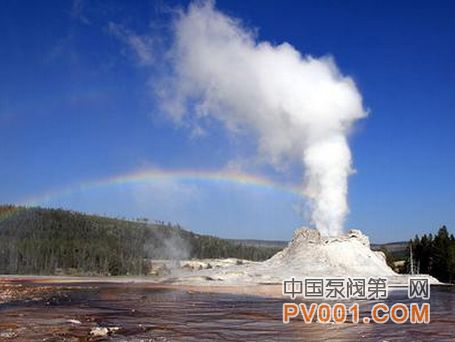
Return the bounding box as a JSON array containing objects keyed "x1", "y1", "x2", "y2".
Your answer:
[
  {"x1": 158, "y1": 1, "x2": 367, "y2": 236},
  {"x1": 154, "y1": 2, "x2": 440, "y2": 287}
]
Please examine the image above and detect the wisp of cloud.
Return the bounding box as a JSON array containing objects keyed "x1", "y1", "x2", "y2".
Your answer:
[{"x1": 157, "y1": 0, "x2": 367, "y2": 236}]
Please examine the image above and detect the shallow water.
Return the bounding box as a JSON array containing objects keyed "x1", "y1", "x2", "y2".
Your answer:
[{"x1": 0, "y1": 281, "x2": 453, "y2": 341}]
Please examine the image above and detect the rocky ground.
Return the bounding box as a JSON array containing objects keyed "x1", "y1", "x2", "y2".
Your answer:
[
  {"x1": 0, "y1": 282, "x2": 56, "y2": 304},
  {"x1": 0, "y1": 277, "x2": 452, "y2": 341}
]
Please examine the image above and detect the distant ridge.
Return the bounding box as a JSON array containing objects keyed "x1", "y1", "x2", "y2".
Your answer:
[
  {"x1": 226, "y1": 238, "x2": 288, "y2": 249},
  {"x1": 228, "y1": 238, "x2": 408, "y2": 260}
]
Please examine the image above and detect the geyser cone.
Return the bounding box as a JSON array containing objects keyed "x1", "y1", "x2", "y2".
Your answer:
[
  {"x1": 263, "y1": 227, "x2": 396, "y2": 277},
  {"x1": 172, "y1": 227, "x2": 440, "y2": 286}
]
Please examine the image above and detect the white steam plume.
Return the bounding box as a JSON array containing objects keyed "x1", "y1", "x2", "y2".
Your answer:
[{"x1": 158, "y1": 1, "x2": 367, "y2": 236}]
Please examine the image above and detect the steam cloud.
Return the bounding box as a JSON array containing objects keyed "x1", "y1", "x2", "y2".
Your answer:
[{"x1": 158, "y1": 1, "x2": 367, "y2": 236}]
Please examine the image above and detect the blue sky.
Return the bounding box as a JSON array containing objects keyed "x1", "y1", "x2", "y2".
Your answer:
[{"x1": 0, "y1": 0, "x2": 454, "y2": 242}]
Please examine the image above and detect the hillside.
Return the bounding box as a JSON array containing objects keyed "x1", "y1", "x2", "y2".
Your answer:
[
  {"x1": 371, "y1": 241, "x2": 408, "y2": 260},
  {"x1": 0, "y1": 205, "x2": 282, "y2": 276}
]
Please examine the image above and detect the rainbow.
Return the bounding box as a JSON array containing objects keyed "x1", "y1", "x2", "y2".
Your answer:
[{"x1": 23, "y1": 168, "x2": 303, "y2": 206}]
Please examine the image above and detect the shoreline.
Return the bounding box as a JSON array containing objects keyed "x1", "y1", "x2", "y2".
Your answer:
[
  {"x1": 0, "y1": 275, "x2": 284, "y2": 299},
  {"x1": 1, "y1": 274, "x2": 451, "y2": 301}
]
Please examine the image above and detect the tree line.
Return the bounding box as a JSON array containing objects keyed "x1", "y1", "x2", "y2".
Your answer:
[
  {"x1": 403, "y1": 225, "x2": 455, "y2": 283},
  {"x1": 0, "y1": 205, "x2": 281, "y2": 276}
]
